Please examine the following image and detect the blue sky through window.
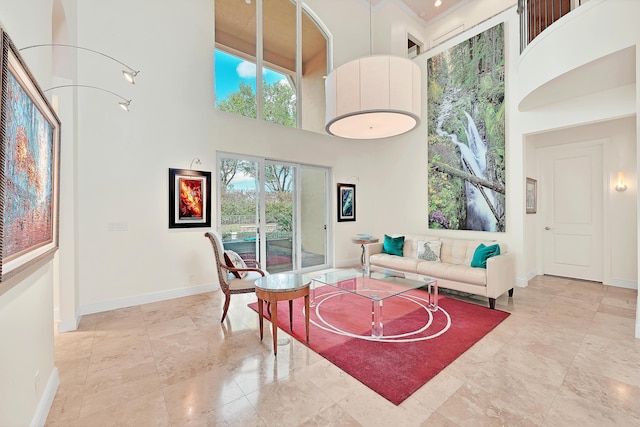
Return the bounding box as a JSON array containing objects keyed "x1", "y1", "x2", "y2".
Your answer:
[{"x1": 214, "y1": 50, "x2": 289, "y2": 102}]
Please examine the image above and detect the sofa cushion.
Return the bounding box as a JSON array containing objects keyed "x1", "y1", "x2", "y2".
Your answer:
[
  {"x1": 369, "y1": 253, "x2": 421, "y2": 273},
  {"x1": 440, "y1": 238, "x2": 499, "y2": 265},
  {"x1": 401, "y1": 235, "x2": 441, "y2": 258},
  {"x1": 471, "y1": 243, "x2": 501, "y2": 268},
  {"x1": 416, "y1": 240, "x2": 442, "y2": 262},
  {"x1": 382, "y1": 234, "x2": 404, "y2": 256},
  {"x1": 417, "y1": 261, "x2": 487, "y2": 286}
]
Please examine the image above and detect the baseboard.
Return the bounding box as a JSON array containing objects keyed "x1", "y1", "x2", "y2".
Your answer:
[
  {"x1": 57, "y1": 315, "x2": 81, "y2": 333},
  {"x1": 526, "y1": 270, "x2": 537, "y2": 281},
  {"x1": 336, "y1": 259, "x2": 359, "y2": 268},
  {"x1": 80, "y1": 283, "x2": 219, "y2": 316},
  {"x1": 30, "y1": 368, "x2": 59, "y2": 427},
  {"x1": 608, "y1": 278, "x2": 637, "y2": 290}
]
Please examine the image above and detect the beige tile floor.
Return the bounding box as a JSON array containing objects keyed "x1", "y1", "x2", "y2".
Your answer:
[{"x1": 46, "y1": 275, "x2": 640, "y2": 426}]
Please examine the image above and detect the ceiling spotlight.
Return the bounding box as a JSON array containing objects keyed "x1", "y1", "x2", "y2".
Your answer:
[
  {"x1": 435, "y1": 0, "x2": 442, "y2": 6},
  {"x1": 43, "y1": 85, "x2": 133, "y2": 112},
  {"x1": 20, "y1": 43, "x2": 140, "y2": 85},
  {"x1": 245, "y1": 0, "x2": 252, "y2": 3},
  {"x1": 119, "y1": 100, "x2": 131, "y2": 112},
  {"x1": 122, "y1": 70, "x2": 139, "y2": 85}
]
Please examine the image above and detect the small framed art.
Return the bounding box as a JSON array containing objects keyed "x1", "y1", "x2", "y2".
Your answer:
[
  {"x1": 168, "y1": 168, "x2": 212, "y2": 228},
  {"x1": 526, "y1": 177, "x2": 537, "y2": 214},
  {"x1": 337, "y1": 183, "x2": 356, "y2": 222}
]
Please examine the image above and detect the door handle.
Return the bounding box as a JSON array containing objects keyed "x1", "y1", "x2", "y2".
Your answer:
[{"x1": 545, "y1": 227, "x2": 552, "y2": 230}]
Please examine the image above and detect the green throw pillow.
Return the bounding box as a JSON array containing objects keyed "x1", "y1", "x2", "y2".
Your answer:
[
  {"x1": 382, "y1": 234, "x2": 404, "y2": 256},
  {"x1": 470, "y1": 243, "x2": 501, "y2": 268}
]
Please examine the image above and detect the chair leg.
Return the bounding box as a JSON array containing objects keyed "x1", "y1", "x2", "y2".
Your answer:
[{"x1": 221, "y1": 294, "x2": 231, "y2": 322}]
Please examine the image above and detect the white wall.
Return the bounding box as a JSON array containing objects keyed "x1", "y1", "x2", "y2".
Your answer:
[
  {"x1": 0, "y1": 1, "x2": 59, "y2": 424},
  {"x1": 0, "y1": 264, "x2": 57, "y2": 427},
  {"x1": 526, "y1": 118, "x2": 638, "y2": 288},
  {"x1": 516, "y1": 0, "x2": 639, "y2": 336},
  {"x1": 524, "y1": 139, "x2": 537, "y2": 279},
  {"x1": 68, "y1": 0, "x2": 389, "y2": 312},
  {"x1": 406, "y1": 6, "x2": 526, "y2": 283},
  {"x1": 419, "y1": 0, "x2": 516, "y2": 50},
  {"x1": 2, "y1": 1, "x2": 638, "y2": 424}
]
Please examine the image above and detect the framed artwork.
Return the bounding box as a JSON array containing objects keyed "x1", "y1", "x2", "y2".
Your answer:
[
  {"x1": 427, "y1": 23, "x2": 505, "y2": 232},
  {"x1": 0, "y1": 30, "x2": 61, "y2": 285},
  {"x1": 526, "y1": 177, "x2": 537, "y2": 214},
  {"x1": 168, "y1": 168, "x2": 212, "y2": 228},
  {"x1": 337, "y1": 183, "x2": 356, "y2": 222}
]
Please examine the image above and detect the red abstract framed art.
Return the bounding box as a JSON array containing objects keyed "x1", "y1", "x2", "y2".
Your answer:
[{"x1": 168, "y1": 168, "x2": 212, "y2": 229}]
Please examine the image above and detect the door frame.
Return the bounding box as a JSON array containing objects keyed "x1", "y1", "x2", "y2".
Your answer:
[
  {"x1": 216, "y1": 152, "x2": 332, "y2": 273},
  {"x1": 535, "y1": 138, "x2": 610, "y2": 283}
]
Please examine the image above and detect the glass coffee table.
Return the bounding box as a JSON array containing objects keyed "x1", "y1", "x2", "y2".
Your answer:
[{"x1": 311, "y1": 268, "x2": 437, "y2": 339}]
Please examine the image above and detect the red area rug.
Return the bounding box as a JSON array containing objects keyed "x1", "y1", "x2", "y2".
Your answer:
[{"x1": 249, "y1": 286, "x2": 509, "y2": 405}]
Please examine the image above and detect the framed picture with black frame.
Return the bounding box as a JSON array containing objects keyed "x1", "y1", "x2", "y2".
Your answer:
[
  {"x1": 168, "y1": 168, "x2": 212, "y2": 228},
  {"x1": 337, "y1": 183, "x2": 356, "y2": 222},
  {"x1": 0, "y1": 29, "x2": 61, "y2": 287}
]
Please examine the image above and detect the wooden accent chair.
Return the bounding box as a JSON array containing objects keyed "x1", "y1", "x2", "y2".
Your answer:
[{"x1": 204, "y1": 231, "x2": 268, "y2": 322}]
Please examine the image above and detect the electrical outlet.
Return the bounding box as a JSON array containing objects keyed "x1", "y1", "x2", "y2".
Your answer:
[{"x1": 107, "y1": 222, "x2": 128, "y2": 231}]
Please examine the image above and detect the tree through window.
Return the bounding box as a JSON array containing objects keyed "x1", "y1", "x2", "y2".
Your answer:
[{"x1": 214, "y1": 0, "x2": 328, "y2": 133}]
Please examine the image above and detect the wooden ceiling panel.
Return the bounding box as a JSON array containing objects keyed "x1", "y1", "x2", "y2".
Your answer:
[{"x1": 215, "y1": 0, "x2": 326, "y2": 75}]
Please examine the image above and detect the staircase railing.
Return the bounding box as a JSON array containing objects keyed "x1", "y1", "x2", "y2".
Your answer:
[{"x1": 518, "y1": 0, "x2": 589, "y2": 52}]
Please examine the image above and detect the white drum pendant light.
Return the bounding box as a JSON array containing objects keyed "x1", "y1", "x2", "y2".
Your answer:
[{"x1": 325, "y1": 55, "x2": 421, "y2": 139}]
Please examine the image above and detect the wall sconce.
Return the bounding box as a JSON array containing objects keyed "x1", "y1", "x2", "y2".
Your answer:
[
  {"x1": 615, "y1": 171, "x2": 627, "y2": 192},
  {"x1": 19, "y1": 43, "x2": 140, "y2": 84},
  {"x1": 43, "y1": 85, "x2": 132, "y2": 111}
]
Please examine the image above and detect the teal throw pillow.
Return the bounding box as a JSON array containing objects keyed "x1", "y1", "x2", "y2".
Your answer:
[
  {"x1": 470, "y1": 243, "x2": 501, "y2": 268},
  {"x1": 382, "y1": 234, "x2": 404, "y2": 256}
]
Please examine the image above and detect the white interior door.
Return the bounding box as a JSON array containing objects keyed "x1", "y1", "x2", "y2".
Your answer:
[{"x1": 541, "y1": 143, "x2": 603, "y2": 281}]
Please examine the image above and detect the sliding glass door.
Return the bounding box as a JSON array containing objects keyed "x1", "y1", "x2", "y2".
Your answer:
[
  {"x1": 299, "y1": 166, "x2": 327, "y2": 269},
  {"x1": 217, "y1": 153, "x2": 329, "y2": 273},
  {"x1": 264, "y1": 161, "x2": 295, "y2": 272},
  {"x1": 219, "y1": 158, "x2": 260, "y2": 261}
]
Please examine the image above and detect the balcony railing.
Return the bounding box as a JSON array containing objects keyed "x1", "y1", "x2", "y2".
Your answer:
[{"x1": 518, "y1": 0, "x2": 589, "y2": 52}]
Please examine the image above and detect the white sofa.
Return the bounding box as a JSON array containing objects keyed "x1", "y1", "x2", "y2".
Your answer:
[{"x1": 363, "y1": 234, "x2": 516, "y2": 309}]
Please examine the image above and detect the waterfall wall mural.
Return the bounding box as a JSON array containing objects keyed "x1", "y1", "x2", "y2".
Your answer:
[{"x1": 427, "y1": 23, "x2": 505, "y2": 232}]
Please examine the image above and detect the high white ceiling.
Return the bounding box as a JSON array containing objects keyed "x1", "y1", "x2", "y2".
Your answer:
[{"x1": 370, "y1": 0, "x2": 468, "y2": 25}]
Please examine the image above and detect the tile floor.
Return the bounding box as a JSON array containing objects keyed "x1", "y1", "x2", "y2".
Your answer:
[{"x1": 46, "y1": 275, "x2": 640, "y2": 426}]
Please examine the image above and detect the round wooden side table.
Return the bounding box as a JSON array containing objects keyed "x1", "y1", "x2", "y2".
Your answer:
[{"x1": 254, "y1": 273, "x2": 310, "y2": 356}]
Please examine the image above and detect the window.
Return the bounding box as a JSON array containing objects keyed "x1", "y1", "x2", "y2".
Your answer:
[
  {"x1": 217, "y1": 153, "x2": 330, "y2": 273},
  {"x1": 408, "y1": 35, "x2": 423, "y2": 59},
  {"x1": 214, "y1": 0, "x2": 329, "y2": 134}
]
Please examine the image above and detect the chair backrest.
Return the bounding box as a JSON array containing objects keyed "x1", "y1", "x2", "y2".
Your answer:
[{"x1": 204, "y1": 231, "x2": 230, "y2": 291}]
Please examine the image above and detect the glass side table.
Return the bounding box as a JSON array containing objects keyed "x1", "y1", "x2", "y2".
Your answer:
[{"x1": 351, "y1": 236, "x2": 379, "y2": 267}]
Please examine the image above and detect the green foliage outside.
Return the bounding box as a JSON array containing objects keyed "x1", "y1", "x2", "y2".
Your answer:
[
  {"x1": 219, "y1": 159, "x2": 294, "y2": 237},
  {"x1": 216, "y1": 81, "x2": 296, "y2": 128},
  {"x1": 427, "y1": 23, "x2": 505, "y2": 231},
  {"x1": 216, "y1": 74, "x2": 297, "y2": 235}
]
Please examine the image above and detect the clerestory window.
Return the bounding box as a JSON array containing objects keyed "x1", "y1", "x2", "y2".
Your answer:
[{"x1": 214, "y1": 0, "x2": 330, "y2": 134}]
